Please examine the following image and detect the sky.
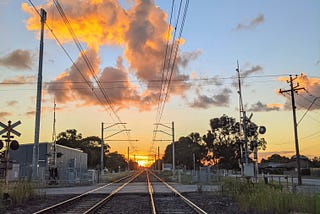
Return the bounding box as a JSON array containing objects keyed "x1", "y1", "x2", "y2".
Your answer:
[{"x1": 0, "y1": 0, "x2": 319, "y2": 166}]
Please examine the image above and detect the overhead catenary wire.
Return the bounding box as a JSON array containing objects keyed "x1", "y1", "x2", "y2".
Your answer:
[
  {"x1": 154, "y1": 0, "x2": 190, "y2": 125},
  {"x1": 26, "y1": 0, "x2": 132, "y2": 143},
  {"x1": 151, "y1": 0, "x2": 190, "y2": 155},
  {"x1": 157, "y1": 0, "x2": 186, "y2": 123},
  {"x1": 0, "y1": 73, "x2": 295, "y2": 85},
  {"x1": 156, "y1": 0, "x2": 176, "y2": 123},
  {"x1": 158, "y1": 0, "x2": 190, "y2": 124},
  {"x1": 52, "y1": 0, "x2": 125, "y2": 128},
  {"x1": 153, "y1": 0, "x2": 180, "y2": 144}
]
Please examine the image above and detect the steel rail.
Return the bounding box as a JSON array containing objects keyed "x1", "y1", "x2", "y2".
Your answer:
[
  {"x1": 33, "y1": 173, "x2": 134, "y2": 214},
  {"x1": 149, "y1": 170, "x2": 207, "y2": 214},
  {"x1": 83, "y1": 170, "x2": 144, "y2": 214},
  {"x1": 146, "y1": 170, "x2": 157, "y2": 214}
]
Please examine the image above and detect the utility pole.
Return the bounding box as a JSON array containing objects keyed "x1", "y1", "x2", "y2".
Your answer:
[
  {"x1": 157, "y1": 146, "x2": 160, "y2": 171},
  {"x1": 127, "y1": 146, "x2": 130, "y2": 171},
  {"x1": 193, "y1": 153, "x2": 196, "y2": 175},
  {"x1": 32, "y1": 8, "x2": 46, "y2": 180},
  {"x1": 172, "y1": 121, "x2": 175, "y2": 176},
  {"x1": 279, "y1": 75, "x2": 304, "y2": 185},
  {"x1": 52, "y1": 100, "x2": 57, "y2": 168},
  {"x1": 101, "y1": 122, "x2": 104, "y2": 173}
]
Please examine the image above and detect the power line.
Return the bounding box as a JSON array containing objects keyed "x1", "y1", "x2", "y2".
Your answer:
[
  {"x1": 26, "y1": 0, "x2": 131, "y2": 143},
  {"x1": 298, "y1": 93, "x2": 320, "y2": 108},
  {"x1": 157, "y1": 0, "x2": 176, "y2": 123},
  {"x1": 151, "y1": 0, "x2": 190, "y2": 154},
  {"x1": 155, "y1": 0, "x2": 184, "y2": 129},
  {"x1": 0, "y1": 73, "x2": 294, "y2": 86},
  {"x1": 297, "y1": 97, "x2": 319, "y2": 126},
  {"x1": 52, "y1": 0, "x2": 132, "y2": 142},
  {"x1": 154, "y1": 0, "x2": 190, "y2": 127},
  {"x1": 158, "y1": 0, "x2": 190, "y2": 124},
  {"x1": 53, "y1": 0, "x2": 119, "y2": 121},
  {"x1": 300, "y1": 131, "x2": 320, "y2": 141}
]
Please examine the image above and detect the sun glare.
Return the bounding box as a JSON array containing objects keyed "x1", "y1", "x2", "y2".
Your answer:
[{"x1": 137, "y1": 160, "x2": 149, "y2": 167}]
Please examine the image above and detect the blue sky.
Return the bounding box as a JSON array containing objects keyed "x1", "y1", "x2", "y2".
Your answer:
[{"x1": 0, "y1": 0, "x2": 319, "y2": 163}]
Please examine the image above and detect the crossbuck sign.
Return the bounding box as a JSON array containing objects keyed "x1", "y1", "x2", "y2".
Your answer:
[{"x1": 0, "y1": 120, "x2": 21, "y2": 137}]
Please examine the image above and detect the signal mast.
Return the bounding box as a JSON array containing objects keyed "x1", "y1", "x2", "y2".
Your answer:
[{"x1": 48, "y1": 100, "x2": 58, "y2": 184}]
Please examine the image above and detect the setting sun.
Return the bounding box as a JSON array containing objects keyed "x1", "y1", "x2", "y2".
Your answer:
[{"x1": 137, "y1": 160, "x2": 149, "y2": 167}]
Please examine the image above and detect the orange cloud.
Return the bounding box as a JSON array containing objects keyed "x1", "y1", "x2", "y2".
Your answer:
[
  {"x1": 22, "y1": 1, "x2": 129, "y2": 49},
  {"x1": 267, "y1": 103, "x2": 283, "y2": 109},
  {"x1": 0, "y1": 112, "x2": 12, "y2": 118},
  {"x1": 22, "y1": 0, "x2": 199, "y2": 111},
  {"x1": 278, "y1": 73, "x2": 320, "y2": 110}
]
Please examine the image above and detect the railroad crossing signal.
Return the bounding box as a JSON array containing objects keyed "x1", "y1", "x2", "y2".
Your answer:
[
  {"x1": 0, "y1": 120, "x2": 21, "y2": 150},
  {"x1": 0, "y1": 120, "x2": 21, "y2": 186},
  {"x1": 0, "y1": 120, "x2": 21, "y2": 137}
]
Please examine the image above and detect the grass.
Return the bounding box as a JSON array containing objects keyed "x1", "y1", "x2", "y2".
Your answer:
[
  {"x1": 154, "y1": 170, "x2": 173, "y2": 181},
  {"x1": 221, "y1": 177, "x2": 320, "y2": 213},
  {"x1": 100, "y1": 171, "x2": 132, "y2": 182},
  {"x1": 0, "y1": 181, "x2": 36, "y2": 210}
]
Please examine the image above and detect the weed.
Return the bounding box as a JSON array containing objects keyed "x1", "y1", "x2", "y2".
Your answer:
[{"x1": 221, "y1": 177, "x2": 318, "y2": 213}]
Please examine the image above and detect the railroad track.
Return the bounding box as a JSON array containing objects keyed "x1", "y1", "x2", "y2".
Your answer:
[
  {"x1": 33, "y1": 172, "x2": 139, "y2": 214},
  {"x1": 33, "y1": 170, "x2": 207, "y2": 214},
  {"x1": 148, "y1": 170, "x2": 207, "y2": 214}
]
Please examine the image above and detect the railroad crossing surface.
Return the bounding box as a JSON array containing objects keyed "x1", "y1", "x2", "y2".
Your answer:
[{"x1": 39, "y1": 183, "x2": 220, "y2": 195}]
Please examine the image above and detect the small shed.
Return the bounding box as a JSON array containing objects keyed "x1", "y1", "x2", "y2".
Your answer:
[{"x1": 8, "y1": 142, "x2": 88, "y2": 183}]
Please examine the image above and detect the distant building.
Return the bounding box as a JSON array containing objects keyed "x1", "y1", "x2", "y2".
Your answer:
[
  {"x1": 7, "y1": 142, "x2": 88, "y2": 183},
  {"x1": 259, "y1": 156, "x2": 311, "y2": 175},
  {"x1": 163, "y1": 163, "x2": 172, "y2": 171}
]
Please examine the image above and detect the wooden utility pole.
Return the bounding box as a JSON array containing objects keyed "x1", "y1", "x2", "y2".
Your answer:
[{"x1": 279, "y1": 75, "x2": 304, "y2": 185}]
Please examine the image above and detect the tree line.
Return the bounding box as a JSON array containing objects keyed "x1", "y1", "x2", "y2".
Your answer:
[
  {"x1": 159, "y1": 114, "x2": 320, "y2": 171},
  {"x1": 45, "y1": 114, "x2": 319, "y2": 172},
  {"x1": 158, "y1": 114, "x2": 267, "y2": 170},
  {"x1": 55, "y1": 129, "x2": 138, "y2": 172}
]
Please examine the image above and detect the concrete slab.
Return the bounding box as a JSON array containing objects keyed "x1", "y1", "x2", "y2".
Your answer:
[{"x1": 38, "y1": 182, "x2": 221, "y2": 195}]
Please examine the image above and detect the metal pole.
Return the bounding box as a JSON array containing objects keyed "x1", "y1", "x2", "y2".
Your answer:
[
  {"x1": 236, "y1": 62, "x2": 245, "y2": 175},
  {"x1": 289, "y1": 75, "x2": 302, "y2": 185},
  {"x1": 32, "y1": 8, "x2": 46, "y2": 180},
  {"x1": 5, "y1": 121, "x2": 11, "y2": 185},
  {"x1": 172, "y1": 121, "x2": 175, "y2": 176},
  {"x1": 158, "y1": 146, "x2": 160, "y2": 171},
  {"x1": 53, "y1": 101, "x2": 57, "y2": 167},
  {"x1": 127, "y1": 147, "x2": 129, "y2": 171},
  {"x1": 101, "y1": 122, "x2": 104, "y2": 173},
  {"x1": 193, "y1": 153, "x2": 195, "y2": 174},
  {"x1": 243, "y1": 111, "x2": 249, "y2": 164}
]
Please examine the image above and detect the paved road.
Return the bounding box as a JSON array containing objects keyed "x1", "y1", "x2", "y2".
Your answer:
[{"x1": 263, "y1": 175, "x2": 320, "y2": 185}]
